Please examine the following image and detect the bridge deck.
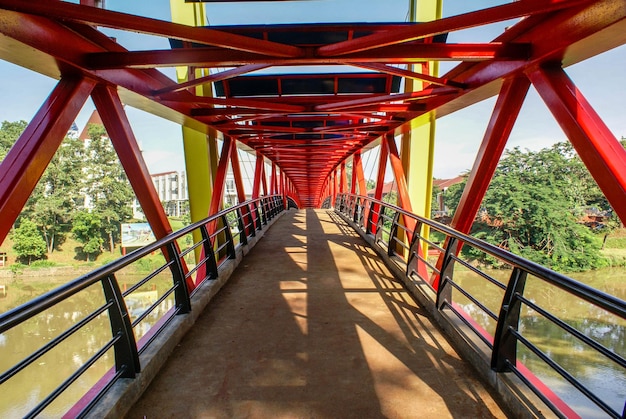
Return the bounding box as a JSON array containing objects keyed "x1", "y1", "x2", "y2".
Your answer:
[{"x1": 126, "y1": 209, "x2": 508, "y2": 418}]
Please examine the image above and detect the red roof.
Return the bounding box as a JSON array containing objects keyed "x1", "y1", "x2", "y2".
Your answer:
[
  {"x1": 78, "y1": 110, "x2": 104, "y2": 141},
  {"x1": 433, "y1": 175, "x2": 465, "y2": 190}
]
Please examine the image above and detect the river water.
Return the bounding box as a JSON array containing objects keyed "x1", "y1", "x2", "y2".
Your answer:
[{"x1": 0, "y1": 268, "x2": 624, "y2": 417}]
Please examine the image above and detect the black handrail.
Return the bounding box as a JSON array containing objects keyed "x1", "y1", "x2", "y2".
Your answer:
[
  {"x1": 0, "y1": 195, "x2": 285, "y2": 418},
  {"x1": 334, "y1": 193, "x2": 626, "y2": 419}
]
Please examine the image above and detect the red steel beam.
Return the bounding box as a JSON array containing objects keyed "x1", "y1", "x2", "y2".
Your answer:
[
  {"x1": 92, "y1": 83, "x2": 193, "y2": 290},
  {"x1": 252, "y1": 151, "x2": 263, "y2": 199},
  {"x1": 349, "y1": 63, "x2": 466, "y2": 88},
  {"x1": 432, "y1": 76, "x2": 531, "y2": 290},
  {"x1": 315, "y1": 87, "x2": 458, "y2": 112},
  {"x1": 85, "y1": 43, "x2": 530, "y2": 69},
  {"x1": 317, "y1": 0, "x2": 593, "y2": 56},
  {"x1": 92, "y1": 84, "x2": 175, "y2": 240},
  {"x1": 261, "y1": 157, "x2": 268, "y2": 197},
  {"x1": 0, "y1": 76, "x2": 95, "y2": 243},
  {"x1": 340, "y1": 162, "x2": 347, "y2": 194},
  {"x1": 229, "y1": 145, "x2": 254, "y2": 235},
  {"x1": 384, "y1": 133, "x2": 416, "y2": 237},
  {"x1": 352, "y1": 151, "x2": 367, "y2": 196},
  {"x1": 153, "y1": 64, "x2": 271, "y2": 95},
  {"x1": 371, "y1": 140, "x2": 389, "y2": 234},
  {"x1": 206, "y1": 136, "x2": 233, "y2": 240},
  {"x1": 0, "y1": 0, "x2": 303, "y2": 58},
  {"x1": 451, "y1": 76, "x2": 530, "y2": 234},
  {"x1": 529, "y1": 65, "x2": 626, "y2": 224}
]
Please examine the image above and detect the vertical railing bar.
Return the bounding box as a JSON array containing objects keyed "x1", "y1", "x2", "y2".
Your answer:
[
  {"x1": 101, "y1": 274, "x2": 140, "y2": 378},
  {"x1": 436, "y1": 237, "x2": 458, "y2": 309},
  {"x1": 222, "y1": 214, "x2": 236, "y2": 259},
  {"x1": 200, "y1": 223, "x2": 218, "y2": 280},
  {"x1": 166, "y1": 242, "x2": 191, "y2": 314},
  {"x1": 492, "y1": 267, "x2": 528, "y2": 371}
]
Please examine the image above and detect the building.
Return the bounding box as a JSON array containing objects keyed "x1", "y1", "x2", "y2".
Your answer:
[{"x1": 151, "y1": 170, "x2": 188, "y2": 217}]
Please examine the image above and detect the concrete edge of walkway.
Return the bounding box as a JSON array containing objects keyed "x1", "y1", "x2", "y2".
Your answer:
[
  {"x1": 334, "y1": 210, "x2": 557, "y2": 419},
  {"x1": 87, "y1": 211, "x2": 287, "y2": 419}
]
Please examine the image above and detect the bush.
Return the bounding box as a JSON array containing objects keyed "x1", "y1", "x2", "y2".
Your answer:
[{"x1": 29, "y1": 260, "x2": 58, "y2": 269}]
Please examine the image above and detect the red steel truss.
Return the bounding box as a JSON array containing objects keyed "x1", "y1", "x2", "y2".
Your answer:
[{"x1": 0, "y1": 0, "x2": 625, "y2": 243}]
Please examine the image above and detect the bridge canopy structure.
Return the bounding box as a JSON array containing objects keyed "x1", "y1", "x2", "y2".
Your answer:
[
  {"x1": 0, "y1": 0, "x2": 625, "y2": 244},
  {"x1": 0, "y1": 1, "x2": 626, "y2": 417}
]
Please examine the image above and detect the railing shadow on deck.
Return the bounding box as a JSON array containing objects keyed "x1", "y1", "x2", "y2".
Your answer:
[
  {"x1": 0, "y1": 195, "x2": 286, "y2": 418},
  {"x1": 319, "y1": 210, "x2": 505, "y2": 417},
  {"x1": 330, "y1": 193, "x2": 626, "y2": 419},
  {"x1": 126, "y1": 208, "x2": 506, "y2": 418}
]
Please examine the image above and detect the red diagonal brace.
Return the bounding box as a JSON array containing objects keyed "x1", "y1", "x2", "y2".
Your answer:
[
  {"x1": 529, "y1": 65, "x2": 626, "y2": 224},
  {"x1": 451, "y1": 76, "x2": 530, "y2": 234},
  {"x1": 432, "y1": 76, "x2": 530, "y2": 290},
  {"x1": 91, "y1": 84, "x2": 175, "y2": 240},
  {"x1": 317, "y1": 0, "x2": 592, "y2": 56},
  {"x1": 0, "y1": 76, "x2": 95, "y2": 243},
  {"x1": 91, "y1": 84, "x2": 193, "y2": 290}
]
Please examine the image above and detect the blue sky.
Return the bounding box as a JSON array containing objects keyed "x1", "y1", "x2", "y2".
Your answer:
[{"x1": 0, "y1": 0, "x2": 624, "y2": 180}]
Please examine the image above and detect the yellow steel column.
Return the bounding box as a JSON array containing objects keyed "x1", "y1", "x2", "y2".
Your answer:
[
  {"x1": 170, "y1": 0, "x2": 218, "y2": 262},
  {"x1": 401, "y1": 0, "x2": 442, "y2": 222}
]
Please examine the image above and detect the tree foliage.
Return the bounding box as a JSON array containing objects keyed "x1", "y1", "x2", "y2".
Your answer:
[
  {"x1": 11, "y1": 219, "x2": 47, "y2": 265},
  {"x1": 0, "y1": 120, "x2": 27, "y2": 162},
  {"x1": 461, "y1": 144, "x2": 611, "y2": 271},
  {"x1": 22, "y1": 137, "x2": 85, "y2": 253},
  {"x1": 83, "y1": 124, "x2": 134, "y2": 252},
  {"x1": 1, "y1": 120, "x2": 135, "y2": 261},
  {"x1": 72, "y1": 210, "x2": 104, "y2": 261}
]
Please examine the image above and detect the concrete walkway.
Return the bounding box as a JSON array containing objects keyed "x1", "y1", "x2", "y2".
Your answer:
[{"x1": 126, "y1": 209, "x2": 509, "y2": 419}]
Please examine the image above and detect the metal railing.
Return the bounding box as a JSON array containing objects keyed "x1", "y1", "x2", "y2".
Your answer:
[
  {"x1": 0, "y1": 195, "x2": 285, "y2": 418},
  {"x1": 335, "y1": 193, "x2": 626, "y2": 419}
]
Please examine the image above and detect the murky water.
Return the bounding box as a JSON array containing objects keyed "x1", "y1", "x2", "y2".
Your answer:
[
  {"x1": 452, "y1": 267, "x2": 626, "y2": 418},
  {"x1": 0, "y1": 272, "x2": 176, "y2": 418},
  {"x1": 0, "y1": 268, "x2": 624, "y2": 417}
]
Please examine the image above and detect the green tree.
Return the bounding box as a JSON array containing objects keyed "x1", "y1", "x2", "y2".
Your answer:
[
  {"x1": 23, "y1": 137, "x2": 85, "y2": 253},
  {"x1": 11, "y1": 219, "x2": 47, "y2": 265},
  {"x1": 467, "y1": 146, "x2": 606, "y2": 271},
  {"x1": 443, "y1": 180, "x2": 466, "y2": 215},
  {"x1": 72, "y1": 211, "x2": 104, "y2": 261},
  {"x1": 83, "y1": 124, "x2": 134, "y2": 252},
  {"x1": 0, "y1": 120, "x2": 28, "y2": 162}
]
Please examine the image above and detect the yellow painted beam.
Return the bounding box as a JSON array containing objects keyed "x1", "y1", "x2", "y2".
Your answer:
[
  {"x1": 170, "y1": 0, "x2": 218, "y2": 262},
  {"x1": 401, "y1": 0, "x2": 442, "y2": 221}
]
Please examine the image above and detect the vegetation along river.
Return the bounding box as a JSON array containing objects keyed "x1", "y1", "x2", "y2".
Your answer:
[{"x1": 0, "y1": 267, "x2": 624, "y2": 417}]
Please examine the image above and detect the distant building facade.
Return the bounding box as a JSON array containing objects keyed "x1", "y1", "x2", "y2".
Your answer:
[{"x1": 151, "y1": 170, "x2": 188, "y2": 217}]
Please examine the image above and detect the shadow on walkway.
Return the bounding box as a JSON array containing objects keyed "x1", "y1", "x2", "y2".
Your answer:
[{"x1": 126, "y1": 209, "x2": 507, "y2": 419}]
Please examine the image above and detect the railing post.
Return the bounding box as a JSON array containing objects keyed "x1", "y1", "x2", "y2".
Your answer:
[
  {"x1": 166, "y1": 242, "x2": 191, "y2": 314},
  {"x1": 267, "y1": 197, "x2": 275, "y2": 219},
  {"x1": 491, "y1": 267, "x2": 527, "y2": 372},
  {"x1": 436, "y1": 237, "x2": 459, "y2": 309},
  {"x1": 253, "y1": 201, "x2": 262, "y2": 231},
  {"x1": 222, "y1": 214, "x2": 237, "y2": 259},
  {"x1": 353, "y1": 196, "x2": 360, "y2": 223},
  {"x1": 388, "y1": 211, "x2": 401, "y2": 257},
  {"x1": 200, "y1": 224, "x2": 218, "y2": 280},
  {"x1": 374, "y1": 206, "x2": 386, "y2": 243},
  {"x1": 366, "y1": 201, "x2": 377, "y2": 235},
  {"x1": 237, "y1": 207, "x2": 248, "y2": 246},
  {"x1": 405, "y1": 220, "x2": 423, "y2": 277},
  {"x1": 246, "y1": 203, "x2": 256, "y2": 237},
  {"x1": 101, "y1": 274, "x2": 140, "y2": 378}
]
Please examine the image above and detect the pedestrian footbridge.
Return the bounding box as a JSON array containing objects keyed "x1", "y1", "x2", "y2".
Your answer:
[{"x1": 1, "y1": 198, "x2": 624, "y2": 418}]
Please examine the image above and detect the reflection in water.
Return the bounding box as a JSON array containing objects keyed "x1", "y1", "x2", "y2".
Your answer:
[
  {"x1": 0, "y1": 273, "x2": 175, "y2": 417},
  {"x1": 453, "y1": 268, "x2": 626, "y2": 418},
  {"x1": 1, "y1": 267, "x2": 624, "y2": 417}
]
